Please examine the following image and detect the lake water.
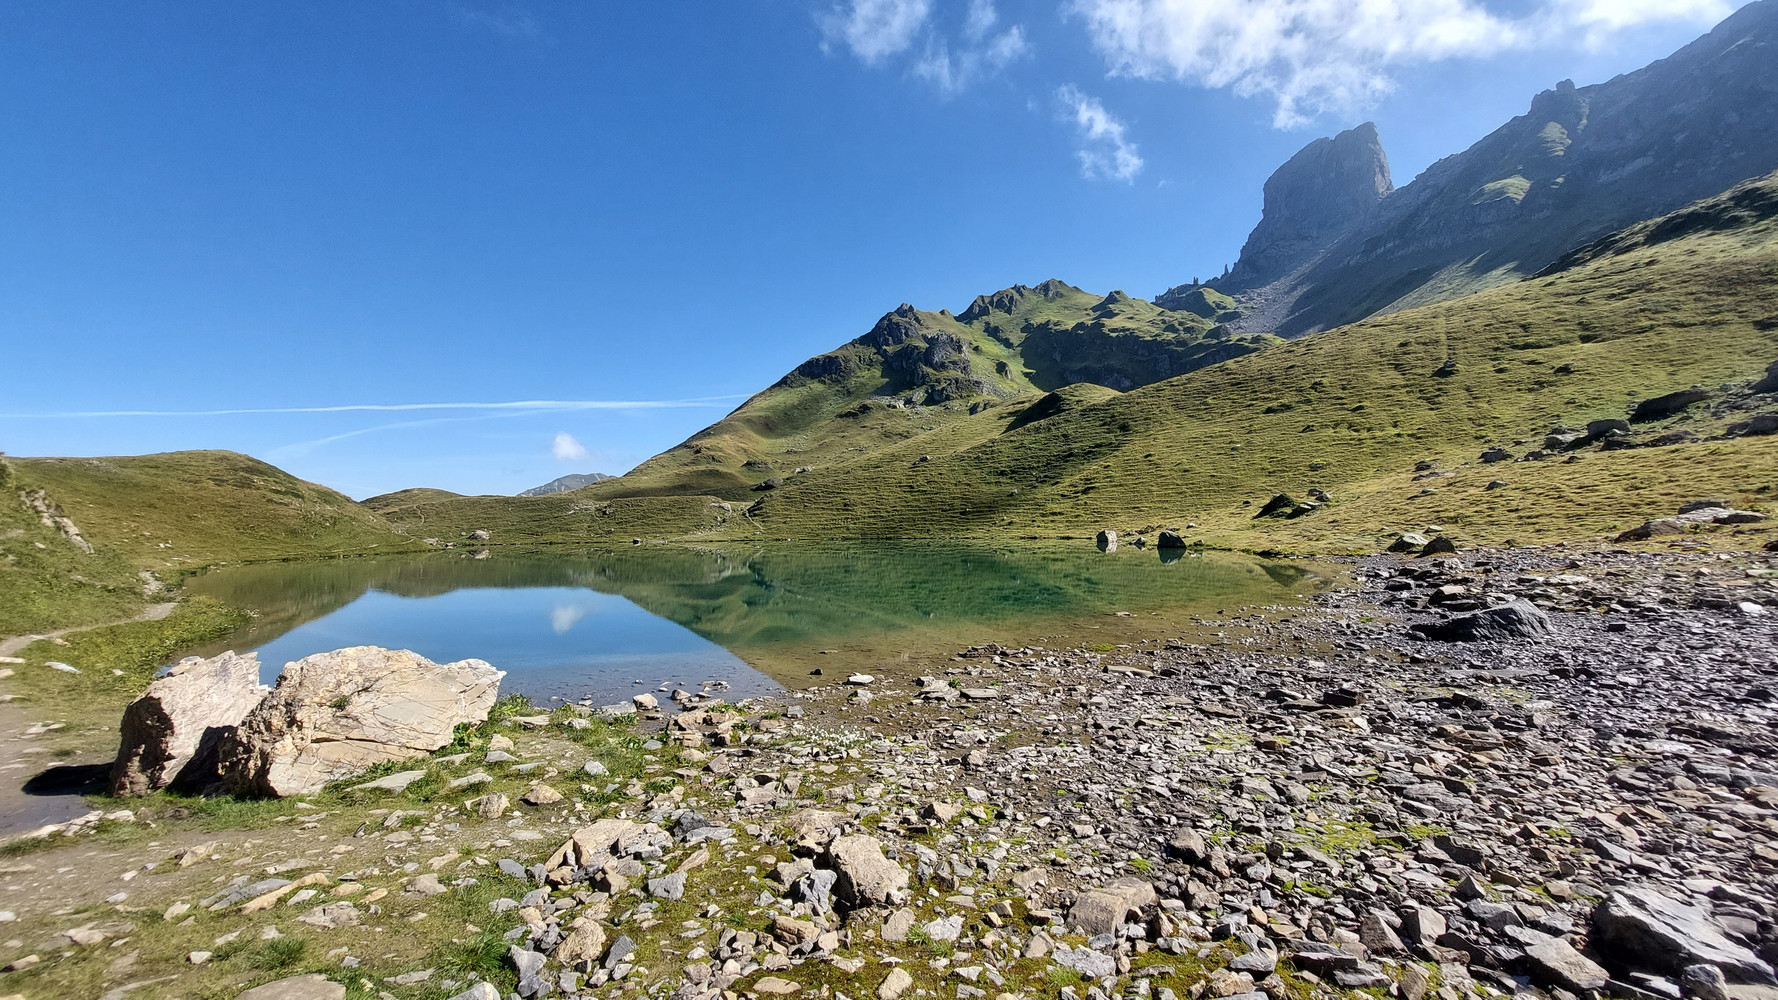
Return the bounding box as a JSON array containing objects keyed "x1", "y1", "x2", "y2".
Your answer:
[{"x1": 183, "y1": 543, "x2": 1327, "y2": 706}]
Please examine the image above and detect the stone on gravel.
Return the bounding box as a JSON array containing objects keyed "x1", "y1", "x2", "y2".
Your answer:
[
  {"x1": 1593, "y1": 887, "x2": 1777, "y2": 984},
  {"x1": 509, "y1": 946, "x2": 548, "y2": 999},
  {"x1": 234, "y1": 974, "x2": 346, "y2": 1000},
  {"x1": 878, "y1": 968, "x2": 914, "y2": 1000},
  {"x1": 825, "y1": 834, "x2": 909, "y2": 909},
  {"x1": 110, "y1": 650, "x2": 266, "y2": 796},
  {"x1": 647, "y1": 872, "x2": 687, "y2": 900},
  {"x1": 446, "y1": 985, "x2": 499, "y2": 1000},
  {"x1": 1411, "y1": 599, "x2": 1552, "y2": 642},
  {"x1": 350, "y1": 769, "x2": 427, "y2": 794},
  {"x1": 220, "y1": 646, "x2": 503, "y2": 797},
  {"x1": 1520, "y1": 931, "x2": 1610, "y2": 992},
  {"x1": 1067, "y1": 877, "x2": 1156, "y2": 935},
  {"x1": 1052, "y1": 944, "x2": 1117, "y2": 979},
  {"x1": 553, "y1": 920, "x2": 607, "y2": 972}
]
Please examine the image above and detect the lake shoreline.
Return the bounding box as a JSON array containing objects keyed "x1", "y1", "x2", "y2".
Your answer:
[{"x1": 0, "y1": 539, "x2": 1773, "y2": 998}]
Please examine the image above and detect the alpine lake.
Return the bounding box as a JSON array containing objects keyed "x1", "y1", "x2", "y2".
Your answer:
[{"x1": 182, "y1": 541, "x2": 1332, "y2": 708}]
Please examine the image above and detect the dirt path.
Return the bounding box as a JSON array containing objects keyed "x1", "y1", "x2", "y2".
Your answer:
[
  {"x1": 0, "y1": 601, "x2": 178, "y2": 657},
  {"x1": 0, "y1": 602, "x2": 179, "y2": 836}
]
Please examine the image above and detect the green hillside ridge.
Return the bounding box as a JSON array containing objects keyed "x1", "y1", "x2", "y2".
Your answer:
[
  {"x1": 394, "y1": 171, "x2": 1778, "y2": 552},
  {"x1": 727, "y1": 172, "x2": 1778, "y2": 549},
  {"x1": 546, "y1": 279, "x2": 1272, "y2": 502},
  {"x1": 1, "y1": 451, "x2": 415, "y2": 635},
  {"x1": 361, "y1": 487, "x2": 463, "y2": 513}
]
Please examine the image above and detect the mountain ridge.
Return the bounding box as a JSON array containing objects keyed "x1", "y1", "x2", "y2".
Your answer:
[{"x1": 1189, "y1": 0, "x2": 1778, "y2": 337}]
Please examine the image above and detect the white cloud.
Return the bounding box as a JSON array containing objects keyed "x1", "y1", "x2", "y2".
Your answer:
[
  {"x1": 819, "y1": 0, "x2": 934, "y2": 63},
  {"x1": 1550, "y1": 0, "x2": 1731, "y2": 40},
  {"x1": 964, "y1": 0, "x2": 998, "y2": 40},
  {"x1": 913, "y1": 24, "x2": 1030, "y2": 94},
  {"x1": 1067, "y1": 0, "x2": 1734, "y2": 128},
  {"x1": 823, "y1": 0, "x2": 1028, "y2": 94},
  {"x1": 552, "y1": 431, "x2": 589, "y2": 462},
  {"x1": 1057, "y1": 85, "x2": 1145, "y2": 182}
]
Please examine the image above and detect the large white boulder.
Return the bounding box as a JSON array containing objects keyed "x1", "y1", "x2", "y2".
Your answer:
[
  {"x1": 220, "y1": 646, "x2": 503, "y2": 797},
  {"x1": 111, "y1": 651, "x2": 267, "y2": 796}
]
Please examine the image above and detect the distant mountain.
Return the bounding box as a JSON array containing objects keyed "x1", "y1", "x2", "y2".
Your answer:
[
  {"x1": 520, "y1": 473, "x2": 614, "y2": 497},
  {"x1": 590, "y1": 279, "x2": 1274, "y2": 497},
  {"x1": 1171, "y1": 0, "x2": 1778, "y2": 336}
]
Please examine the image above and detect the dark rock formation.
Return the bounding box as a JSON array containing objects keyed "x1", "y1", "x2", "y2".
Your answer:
[
  {"x1": 1410, "y1": 599, "x2": 1553, "y2": 642},
  {"x1": 1227, "y1": 122, "x2": 1393, "y2": 286},
  {"x1": 1196, "y1": 2, "x2": 1778, "y2": 336}
]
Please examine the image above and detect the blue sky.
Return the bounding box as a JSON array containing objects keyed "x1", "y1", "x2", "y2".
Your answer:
[{"x1": 0, "y1": 0, "x2": 1749, "y2": 498}]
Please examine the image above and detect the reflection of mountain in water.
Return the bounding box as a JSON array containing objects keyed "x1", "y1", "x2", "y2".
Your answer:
[{"x1": 187, "y1": 544, "x2": 1326, "y2": 669}]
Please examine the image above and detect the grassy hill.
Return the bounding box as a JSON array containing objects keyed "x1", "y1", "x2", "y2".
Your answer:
[
  {"x1": 1, "y1": 451, "x2": 414, "y2": 634},
  {"x1": 538, "y1": 280, "x2": 1273, "y2": 502},
  {"x1": 725, "y1": 172, "x2": 1778, "y2": 550}
]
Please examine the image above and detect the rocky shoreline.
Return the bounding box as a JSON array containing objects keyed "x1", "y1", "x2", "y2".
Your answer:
[{"x1": 0, "y1": 539, "x2": 1774, "y2": 1000}]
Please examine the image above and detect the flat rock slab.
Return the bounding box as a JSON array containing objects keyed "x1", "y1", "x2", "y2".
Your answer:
[
  {"x1": 235, "y1": 974, "x2": 346, "y2": 1000},
  {"x1": 351, "y1": 769, "x2": 427, "y2": 793}
]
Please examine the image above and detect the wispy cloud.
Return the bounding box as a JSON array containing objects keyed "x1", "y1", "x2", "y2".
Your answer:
[
  {"x1": 1067, "y1": 0, "x2": 1733, "y2": 128},
  {"x1": 1057, "y1": 85, "x2": 1144, "y2": 182},
  {"x1": 913, "y1": 23, "x2": 1030, "y2": 94},
  {"x1": 823, "y1": 0, "x2": 1028, "y2": 94},
  {"x1": 552, "y1": 431, "x2": 589, "y2": 462},
  {"x1": 2, "y1": 396, "x2": 746, "y2": 419},
  {"x1": 819, "y1": 0, "x2": 935, "y2": 63},
  {"x1": 450, "y1": 2, "x2": 542, "y2": 39}
]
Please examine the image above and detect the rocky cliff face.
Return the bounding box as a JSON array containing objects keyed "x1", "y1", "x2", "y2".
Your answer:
[
  {"x1": 1227, "y1": 122, "x2": 1392, "y2": 287},
  {"x1": 1194, "y1": 0, "x2": 1778, "y2": 337}
]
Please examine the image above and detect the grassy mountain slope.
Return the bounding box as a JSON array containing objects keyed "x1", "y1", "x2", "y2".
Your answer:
[
  {"x1": 1214, "y1": 0, "x2": 1778, "y2": 337},
  {"x1": 1, "y1": 451, "x2": 413, "y2": 634},
  {"x1": 361, "y1": 487, "x2": 465, "y2": 514},
  {"x1": 549, "y1": 280, "x2": 1272, "y2": 502},
  {"x1": 727, "y1": 172, "x2": 1778, "y2": 549}
]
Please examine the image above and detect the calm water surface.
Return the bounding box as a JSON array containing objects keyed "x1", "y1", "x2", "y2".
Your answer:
[{"x1": 183, "y1": 543, "x2": 1327, "y2": 705}]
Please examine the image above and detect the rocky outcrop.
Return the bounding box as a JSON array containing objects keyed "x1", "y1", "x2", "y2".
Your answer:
[
  {"x1": 110, "y1": 651, "x2": 266, "y2": 796},
  {"x1": 1200, "y1": 3, "x2": 1778, "y2": 336},
  {"x1": 1410, "y1": 599, "x2": 1553, "y2": 642},
  {"x1": 1616, "y1": 501, "x2": 1769, "y2": 541},
  {"x1": 1594, "y1": 886, "x2": 1777, "y2": 984},
  {"x1": 220, "y1": 646, "x2": 504, "y2": 797},
  {"x1": 1225, "y1": 123, "x2": 1392, "y2": 287},
  {"x1": 517, "y1": 473, "x2": 613, "y2": 497}
]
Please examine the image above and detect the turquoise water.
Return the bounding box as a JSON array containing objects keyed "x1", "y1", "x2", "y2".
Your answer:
[{"x1": 185, "y1": 543, "x2": 1326, "y2": 704}]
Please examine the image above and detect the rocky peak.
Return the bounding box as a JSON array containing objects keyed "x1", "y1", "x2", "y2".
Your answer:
[
  {"x1": 859, "y1": 304, "x2": 925, "y2": 349},
  {"x1": 1227, "y1": 122, "x2": 1393, "y2": 286}
]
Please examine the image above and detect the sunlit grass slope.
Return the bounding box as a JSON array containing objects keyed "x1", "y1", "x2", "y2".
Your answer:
[
  {"x1": 730, "y1": 172, "x2": 1778, "y2": 549},
  {"x1": 0, "y1": 451, "x2": 413, "y2": 634},
  {"x1": 555, "y1": 280, "x2": 1274, "y2": 501}
]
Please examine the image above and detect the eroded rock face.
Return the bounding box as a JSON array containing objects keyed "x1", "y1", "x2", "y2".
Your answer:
[
  {"x1": 220, "y1": 646, "x2": 503, "y2": 797},
  {"x1": 1228, "y1": 122, "x2": 1393, "y2": 285},
  {"x1": 110, "y1": 651, "x2": 266, "y2": 796}
]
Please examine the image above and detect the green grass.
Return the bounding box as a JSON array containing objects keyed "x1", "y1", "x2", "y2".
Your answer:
[
  {"x1": 5, "y1": 596, "x2": 251, "y2": 739},
  {"x1": 353, "y1": 173, "x2": 1778, "y2": 555}
]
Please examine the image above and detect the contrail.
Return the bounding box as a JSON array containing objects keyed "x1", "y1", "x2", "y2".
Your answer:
[{"x1": 1, "y1": 396, "x2": 747, "y2": 419}]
